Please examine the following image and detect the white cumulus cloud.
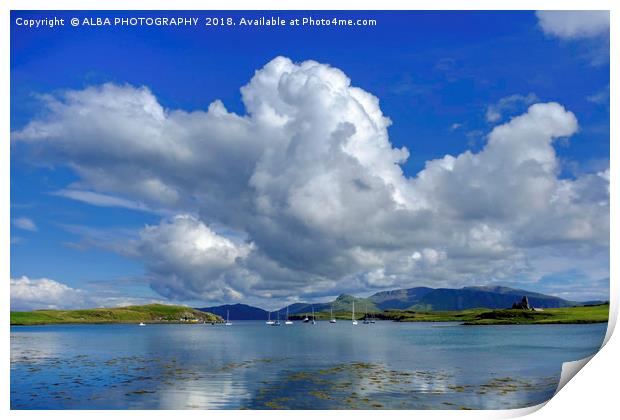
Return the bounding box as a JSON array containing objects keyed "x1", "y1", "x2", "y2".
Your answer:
[
  {"x1": 136, "y1": 215, "x2": 253, "y2": 301},
  {"x1": 11, "y1": 276, "x2": 90, "y2": 310},
  {"x1": 10, "y1": 276, "x2": 163, "y2": 311},
  {"x1": 12, "y1": 57, "x2": 609, "y2": 304}
]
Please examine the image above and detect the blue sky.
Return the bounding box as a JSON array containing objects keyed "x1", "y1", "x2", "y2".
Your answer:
[{"x1": 10, "y1": 11, "x2": 610, "y2": 310}]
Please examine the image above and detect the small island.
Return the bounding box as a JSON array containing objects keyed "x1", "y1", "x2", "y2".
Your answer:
[
  {"x1": 291, "y1": 303, "x2": 609, "y2": 325},
  {"x1": 373, "y1": 303, "x2": 609, "y2": 325},
  {"x1": 10, "y1": 303, "x2": 223, "y2": 326}
]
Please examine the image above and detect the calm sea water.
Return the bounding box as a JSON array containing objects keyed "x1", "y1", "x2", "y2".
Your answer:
[{"x1": 11, "y1": 321, "x2": 606, "y2": 410}]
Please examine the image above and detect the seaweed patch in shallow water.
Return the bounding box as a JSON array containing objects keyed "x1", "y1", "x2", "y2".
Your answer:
[
  {"x1": 243, "y1": 361, "x2": 559, "y2": 410},
  {"x1": 11, "y1": 347, "x2": 561, "y2": 410}
]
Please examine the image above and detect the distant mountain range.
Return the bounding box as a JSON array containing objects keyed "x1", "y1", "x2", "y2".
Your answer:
[
  {"x1": 195, "y1": 303, "x2": 268, "y2": 321},
  {"x1": 197, "y1": 285, "x2": 602, "y2": 320}
]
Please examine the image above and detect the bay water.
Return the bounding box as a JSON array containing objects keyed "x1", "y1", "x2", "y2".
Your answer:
[{"x1": 10, "y1": 321, "x2": 606, "y2": 409}]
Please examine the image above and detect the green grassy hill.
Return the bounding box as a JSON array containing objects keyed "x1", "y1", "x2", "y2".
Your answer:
[
  {"x1": 10, "y1": 303, "x2": 223, "y2": 326},
  {"x1": 464, "y1": 304, "x2": 609, "y2": 325},
  {"x1": 376, "y1": 303, "x2": 609, "y2": 325}
]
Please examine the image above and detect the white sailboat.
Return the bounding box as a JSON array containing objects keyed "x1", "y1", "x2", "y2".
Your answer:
[
  {"x1": 311, "y1": 305, "x2": 316, "y2": 324},
  {"x1": 352, "y1": 301, "x2": 358, "y2": 325},
  {"x1": 363, "y1": 304, "x2": 371, "y2": 324},
  {"x1": 266, "y1": 311, "x2": 274, "y2": 325},
  {"x1": 329, "y1": 306, "x2": 336, "y2": 323},
  {"x1": 139, "y1": 322, "x2": 146, "y2": 326},
  {"x1": 273, "y1": 310, "x2": 281, "y2": 326},
  {"x1": 225, "y1": 309, "x2": 232, "y2": 326},
  {"x1": 285, "y1": 306, "x2": 293, "y2": 325}
]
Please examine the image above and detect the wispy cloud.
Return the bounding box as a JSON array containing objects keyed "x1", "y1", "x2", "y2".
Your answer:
[
  {"x1": 587, "y1": 84, "x2": 610, "y2": 108},
  {"x1": 12, "y1": 217, "x2": 37, "y2": 232},
  {"x1": 536, "y1": 11, "x2": 609, "y2": 40},
  {"x1": 485, "y1": 93, "x2": 538, "y2": 123},
  {"x1": 58, "y1": 223, "x2": 140, "y2": 257},
  {"x1": 536, "y1": 11, "x2": 609, "y2": 66},
  {"x1": 449, "y1": 123, "x2": 463, "y2": 132},
  {"x1": 52, "y1": 189, "x2": 158, "y2": 213}
]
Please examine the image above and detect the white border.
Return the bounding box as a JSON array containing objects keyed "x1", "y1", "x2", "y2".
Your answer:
[{"x1": 3, "y1": 1, "x2": 617, "y2": 419}]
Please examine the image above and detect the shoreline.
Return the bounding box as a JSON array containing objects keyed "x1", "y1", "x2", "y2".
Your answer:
[
  {"x1": 10, "y1": 319, "x2": 609, "y2": 327},
  {"x1": 11, "y1": 303, "x2": 608, "y2": 327},
  {"x1": 10, "y1": 303, "x2": 223, "y2": 326},
  {"x1": 385, "y1": 305, "x2": 609, "y2": 325},
  {"x1": 10, "y1": 321, "x2": 225, "y2": 326}
]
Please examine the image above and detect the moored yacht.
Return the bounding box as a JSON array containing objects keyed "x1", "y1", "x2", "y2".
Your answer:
[{"x1": 285, "y1": 306, "x2": 293, "y2": 325}]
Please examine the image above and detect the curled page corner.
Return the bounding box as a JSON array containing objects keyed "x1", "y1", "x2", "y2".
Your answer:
[
  {"x1": 552, "y1": 301, "x2": 617, "y2": 397},
  {"x1": 602, "y1": 293, "x2": 617, "y2": 347},
  {"x1": 554, "y1": 355, "x2": 595, "y2": 396},
  {"x1": 503, "y1": 401, "x2": 548, "y2": 418}
]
